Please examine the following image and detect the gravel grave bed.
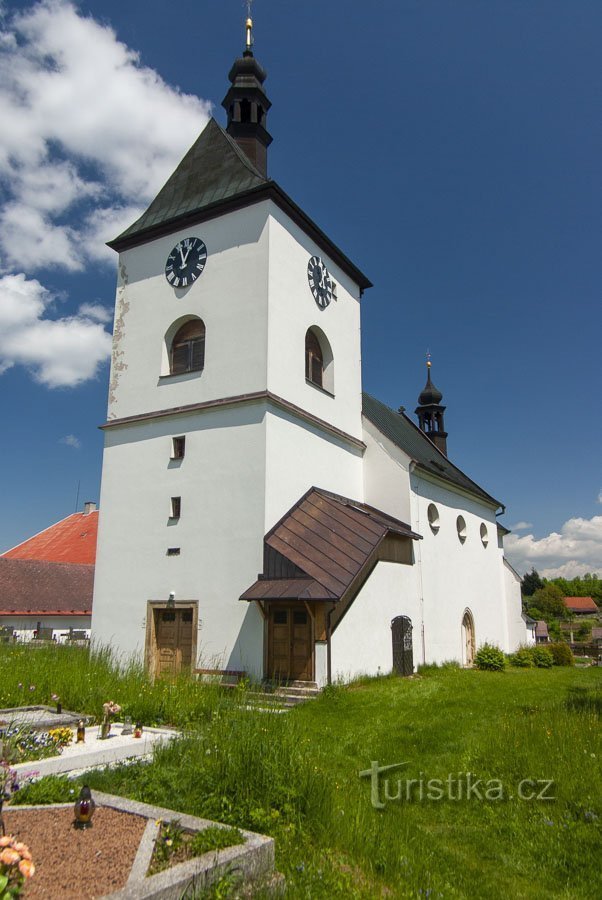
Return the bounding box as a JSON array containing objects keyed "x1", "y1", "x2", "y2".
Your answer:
[{"x1": 4, "y1": 805, "x2": 147, "y2": 898}]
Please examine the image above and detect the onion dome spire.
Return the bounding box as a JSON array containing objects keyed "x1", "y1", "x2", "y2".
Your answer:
[
  {"x1": 221, "y1": 8, "x2": 272, "y2": 176},
  {"x1": 415, "y1": 354, "x2": 448, "y2": 456}
]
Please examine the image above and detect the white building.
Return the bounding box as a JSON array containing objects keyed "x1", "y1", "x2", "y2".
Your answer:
[{"x1": 91, "y1": 24, "x2": 527, "y2": 684}]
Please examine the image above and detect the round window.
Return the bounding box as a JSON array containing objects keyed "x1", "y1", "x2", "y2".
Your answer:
[
  {"x1": 427, "y1": 503, "x2": 440, "y2": 534},
  {"x1": 456, "y1": 515, "x2": 467, "y2": 544},
  {"x1": 480, "y1": 523, "x2": 489, "y2": 547}
]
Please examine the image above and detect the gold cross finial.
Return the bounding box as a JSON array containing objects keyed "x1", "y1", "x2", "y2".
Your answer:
[
  {"x1": 245, "y1": 0, "x2": 254, "y2": 50},
  {"x1": 426, "y1": 349, "x2": 432, "y2": 369}
]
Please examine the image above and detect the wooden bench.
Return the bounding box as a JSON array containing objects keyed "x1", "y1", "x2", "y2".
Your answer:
[{"x1": 193, "y1": 668, "x2": 247, "y2": 687}]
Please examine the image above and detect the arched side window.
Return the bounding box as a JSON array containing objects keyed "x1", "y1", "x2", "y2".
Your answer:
[
  {"x1": 170, "y1": 319, "x2": 205, "y2": 376},
  {"x1": 305, "y1": 327, "x2": 334, "y2": 394},
  {"x1": 305, "y1": 329, "x2": 323, "y2": 387}
]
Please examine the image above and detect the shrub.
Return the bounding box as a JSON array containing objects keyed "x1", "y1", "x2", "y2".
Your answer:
[
  {"x1": 548, "y1": 642, "x2": 575, "y2": 667},
  {"x1": 509, "y1": 646, "x2": 534, "y2": 668},
  {"x1": 475, "y1": 643, "x2": 506, "y2": 671},
  {"x1": 531, "y1": 647, "x2": 554, "y2": 668}
]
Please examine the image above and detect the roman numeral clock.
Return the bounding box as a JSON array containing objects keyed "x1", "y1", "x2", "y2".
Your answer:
[
  {"x1": 165, "y1": 237, "x2": 208, "y2": 288},
  {"x1": 307, "y1": 255, "x2": 336, "y2": 309}
]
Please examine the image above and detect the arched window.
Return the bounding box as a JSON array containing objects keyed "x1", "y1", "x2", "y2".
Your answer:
[
  {"x1": 305, "y1": 329, "x2": 324, "y2": 387},
  {"x1": 170, "y1": 319, "x2": 205, "y2": 375}
]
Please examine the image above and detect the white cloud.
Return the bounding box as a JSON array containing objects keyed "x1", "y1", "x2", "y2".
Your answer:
[
  {"x1": 0, "y1": 272, "x2": 111, "y2": 386},
  {"x1": 0, "y1": 0, "x2": 211, "y2": 270},
  {"x1": 59, "y1": 433, "x2": 81, "y2": 449},
  {"x1": 78, "y1": 303, "x2": 112, "y2": 324},
  {"x1": 508, "y1": 521, "x2": 533, "y2": 532},
  {"x1": 505, "y1": 515, "x2": 602, "y2": 579}
]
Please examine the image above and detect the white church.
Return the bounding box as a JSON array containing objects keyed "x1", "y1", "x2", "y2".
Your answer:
[{"x1": 91, "y1": 20, "x2": 527, "y2": 685}]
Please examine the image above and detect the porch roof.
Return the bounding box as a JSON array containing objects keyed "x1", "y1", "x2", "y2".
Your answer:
[
  {"x1": 240, "y1": 487, "x2": 419, "y2": 603},
  {"x1": 240, "y1": 578, "x2": 336, "y2": 602}
]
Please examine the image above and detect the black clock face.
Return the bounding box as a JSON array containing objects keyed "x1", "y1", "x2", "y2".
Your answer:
[
  {"x1": 307, "y1": 255, "x2": 333, "y2": 309},
  {"x1": 165, "y1": 237, "x2": 207, "y2": 287}
]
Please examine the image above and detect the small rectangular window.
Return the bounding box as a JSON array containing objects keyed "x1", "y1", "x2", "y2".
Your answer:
[
  {"x1": 172, "y1": 436, "x2": 185, "y2": 459},
  {"x1": 274, "y1": 610, "x2": 288, "y2": 625},
  {"x1": 170, "y1": 496, "x2": 181, "y2": 519},
  {"x1": 167, "y1": 547, "x2": 180, "y2": 556}
]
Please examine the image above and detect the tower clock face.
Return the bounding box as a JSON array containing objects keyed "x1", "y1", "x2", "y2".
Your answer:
[
  {"x1": 307, "y1": 255, "x2": 334, "y2": 309},
  {"x1": 165, "y1": 237, "x2": 207, "y2": 287}
]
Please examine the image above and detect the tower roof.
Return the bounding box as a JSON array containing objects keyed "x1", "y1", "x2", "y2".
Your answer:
[
  {"x1": 417, "y1": 365, "x2": 443, "y2": 406},
  {"x1": 108, "y1": 118, "x2": 268, "y2": 249},
  {"x1": 108, "y1": 117, "x2": 372, "y2": 289}
]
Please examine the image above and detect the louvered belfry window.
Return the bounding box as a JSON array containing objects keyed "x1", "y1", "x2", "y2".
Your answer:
[
  {"x1": 305, "y1": 330, "x2": 323, "y2": 387},
  {"x1": 170, "y1": 320, "x2": 205, "y2": 375}
]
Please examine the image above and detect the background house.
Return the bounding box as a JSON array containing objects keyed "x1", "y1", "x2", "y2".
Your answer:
[
  {"x1": 562, "y1": 596, "x2": 599, "y2": 617},
  {"x1": 0, "y1": 503, "x2": 97, "y2": 641}
]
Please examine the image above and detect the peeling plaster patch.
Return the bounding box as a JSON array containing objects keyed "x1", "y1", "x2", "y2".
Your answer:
[{"x1": 108, "y1": 261, "x2": 130, "y2": 415}]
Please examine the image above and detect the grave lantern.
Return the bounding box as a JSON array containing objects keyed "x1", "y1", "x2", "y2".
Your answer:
[{"x1": 73, "y1": 785, "x2": 95, "y2": 829}]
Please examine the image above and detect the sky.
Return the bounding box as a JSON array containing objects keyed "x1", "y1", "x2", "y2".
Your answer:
[{"x1": 0, "y1": 0, "x2": 600, "y2": 579}]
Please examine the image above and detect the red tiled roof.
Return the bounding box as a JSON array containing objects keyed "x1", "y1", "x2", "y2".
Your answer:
[
  {"x1": 562, "y1": 596, "x2": 599, "y2": 613},
  {"x1": 0, "y1": 559, "x2": 93, "y2": 615},
  {"x1": 2, "y1": 510, "x2": 98, "y2": 565}
]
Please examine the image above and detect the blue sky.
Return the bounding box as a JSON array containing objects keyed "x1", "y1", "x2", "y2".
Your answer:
[{"x1": 0, "y1": 0, "x2": 600, "y2": 578}]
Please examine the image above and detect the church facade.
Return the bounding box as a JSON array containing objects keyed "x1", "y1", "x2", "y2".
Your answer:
[{"x1": 91, "y1": 23, "x2": 526, "y2": 684}]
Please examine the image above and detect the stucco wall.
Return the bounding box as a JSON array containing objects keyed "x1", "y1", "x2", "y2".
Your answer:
[
  {"x1": 411, "y1": 471, "x2": 510, "y2": 661},
  {"x1": 91, "y1": 402, "x2": 268, "y2": 677},
  {"x1": 362, "y1": 417, "x2": 413, "y2": 524},
  {"x1": 264, "y1": 407, "x2": 364, "y2": 531},
  {"x1": 266, "y1": 204, "x2": 363, "y2": 441},
  {"x1": 107, "y1": 203, "x2": 271, "y2": 421},
  {"x1": 330, "y1": 561, "x2": 420, "y2": 682},
  {"x1": 504, "y1": 559, "x2": 529, "y2": 650}
]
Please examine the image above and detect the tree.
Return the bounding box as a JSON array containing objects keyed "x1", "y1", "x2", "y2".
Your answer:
[
  {"x1": 522, "y1": 568, "x2": 544, "y2": 597},
  {"x1": 526, "y1": 584, "x2": 566, "y2": 620}
]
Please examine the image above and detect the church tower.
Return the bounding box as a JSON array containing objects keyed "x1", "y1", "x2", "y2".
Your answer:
[
  {"x1": 415, "y1": 358, "x2": 448, "y2": 456},
  {"x1": 91, "y1": 18, "x2": 371, "y2": 681}
]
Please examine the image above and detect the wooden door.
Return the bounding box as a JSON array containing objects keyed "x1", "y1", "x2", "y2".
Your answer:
[
  {"x1": 268, "y1": 606, "x2": 313, "y2": 681},
  {"x1": 154, "y1": 608, "x2": 194, "y2": 677}
]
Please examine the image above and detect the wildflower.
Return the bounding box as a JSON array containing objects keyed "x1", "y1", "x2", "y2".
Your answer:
[
  {"x1": 0, "y1": 848, "x2": 20, "y2": 865},
  {"x1": 19, "y1": 858, "x2": 35, "y2": 878},
  {"x1": 29, "y1": 685, "x2": 35, "y2": 692},
  {"x1": 0, "y1": 837, "x2": 13, "y2": 848}
]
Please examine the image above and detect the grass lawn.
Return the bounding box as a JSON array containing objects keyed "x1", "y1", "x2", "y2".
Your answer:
[{"x1": 1, "y1": 645, "x2": 600, "y2": 898}]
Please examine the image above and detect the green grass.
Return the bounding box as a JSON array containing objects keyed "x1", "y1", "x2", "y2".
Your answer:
[{"x1": 1, "y1": 645, "x2": 600, "y2": 898}]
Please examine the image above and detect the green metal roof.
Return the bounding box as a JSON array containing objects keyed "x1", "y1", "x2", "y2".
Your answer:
[
  {"x1": 111, "y1": 118, "x2": 268, "y2": 247},
  {"x1": 362, "y1": 393, "x2": 501, "y2": 508},
  {"x1": 107, "y1": 118, "x2": 372, "y2": 290}
]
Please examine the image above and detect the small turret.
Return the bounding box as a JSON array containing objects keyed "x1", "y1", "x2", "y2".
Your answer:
[
  {"x1": 221, "y1": 14, "x2": 272, "y2": 176},
  {"x1": 415, "y1": 355, "x2": 448, "y2": 456}
]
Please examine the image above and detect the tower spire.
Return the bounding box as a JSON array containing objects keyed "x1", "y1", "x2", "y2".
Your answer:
[
  {"x1": 415, "y1": 353, "x2": 448, "y2": 456},
  {"x1": 222, "y1": 3, "x2": 272, "y2": 176}
]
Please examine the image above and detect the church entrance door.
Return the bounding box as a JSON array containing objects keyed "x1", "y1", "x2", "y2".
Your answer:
[
  {"x1": 267, "y1": 606, "x2": 313, "y2": 681},
  {"x1": 154, "y1": 607, "x2": 194, "y2": 677}
]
